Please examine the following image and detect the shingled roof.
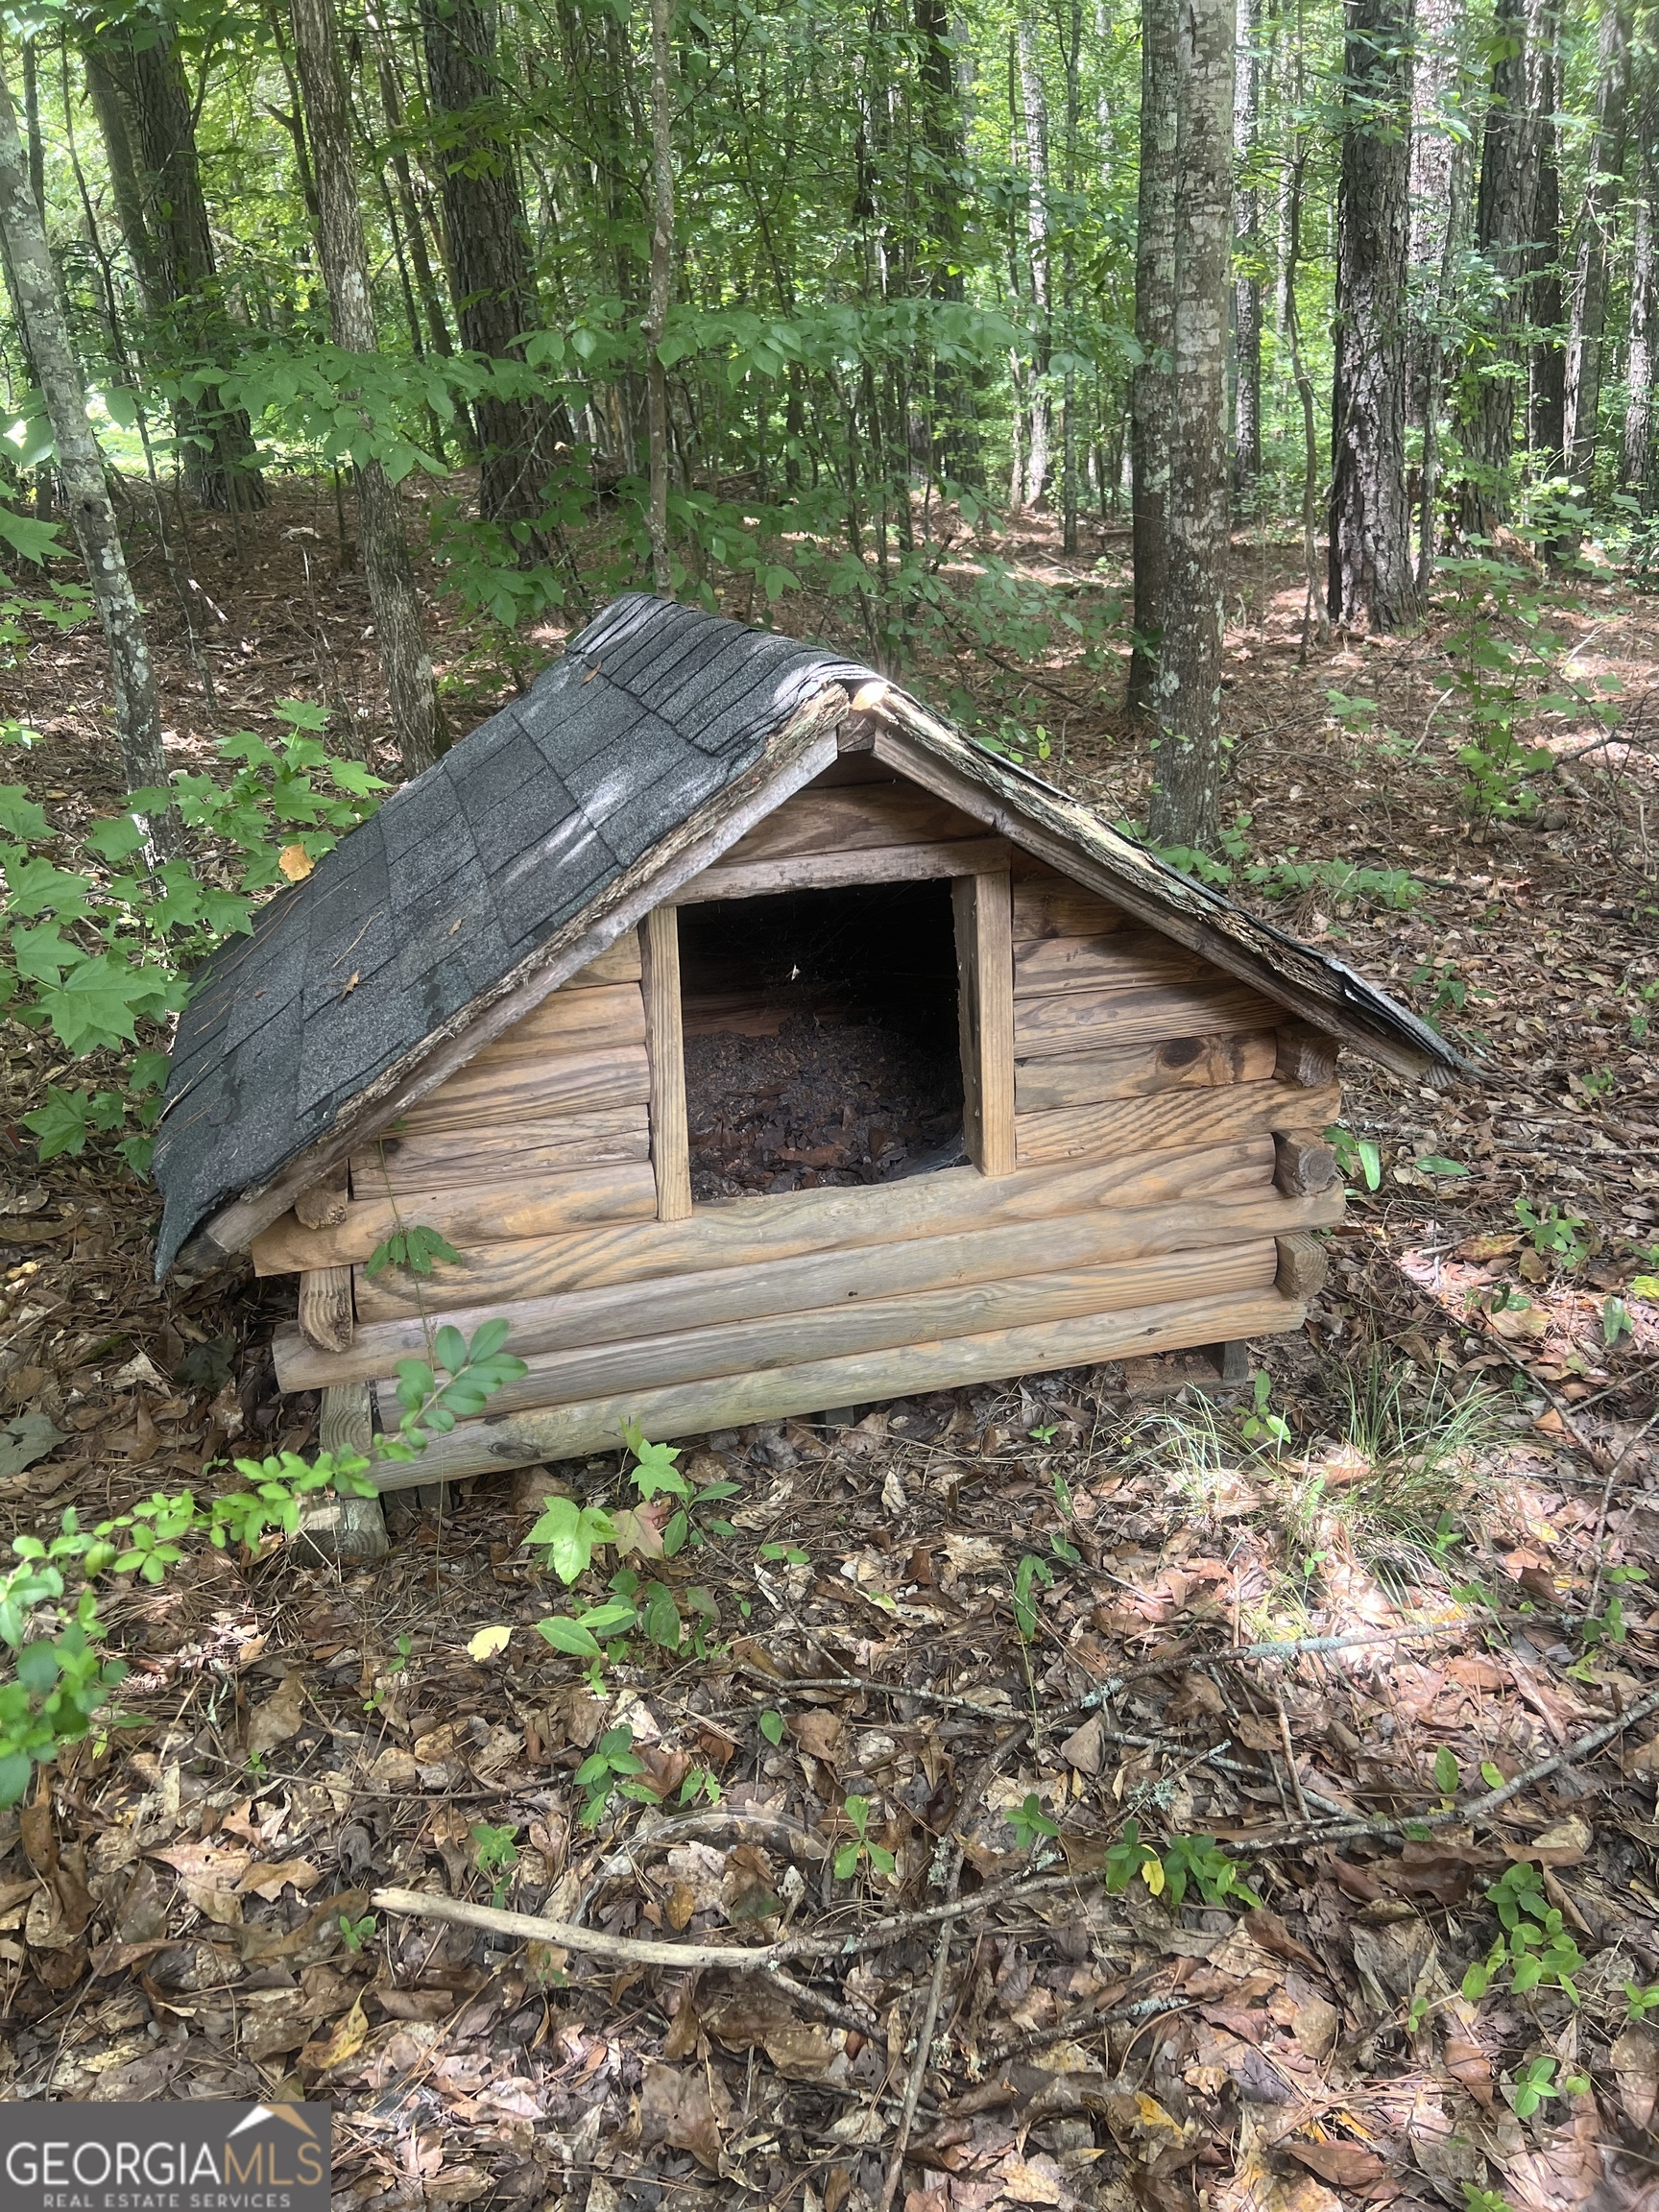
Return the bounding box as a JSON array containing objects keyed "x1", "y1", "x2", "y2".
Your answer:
[{"x1": 153, "y1": 593, "x2": 1465, "y2": 1276}]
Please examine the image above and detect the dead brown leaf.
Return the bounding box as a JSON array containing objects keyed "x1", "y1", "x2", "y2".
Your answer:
[
  {"x1": 637, "y1": 2059, "x2": 731, "y2": 2171},
  {"x1": 1612, "y1": 2025, "x2": 1659, "y2": 2132},
  {"x1": 246, "y1": 1671, "x2": 308, "y2": 1757},
  {"x1": 1284, "y1": 2139, "x2": 1387, "y2": 2189}
]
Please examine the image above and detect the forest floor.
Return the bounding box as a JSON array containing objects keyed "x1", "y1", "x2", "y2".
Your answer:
[{"x1": 3, "y1": 475, "x2": 1659, "y2": 2212}]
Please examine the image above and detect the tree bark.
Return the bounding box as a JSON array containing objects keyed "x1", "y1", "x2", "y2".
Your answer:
[
  {"x1": 1623, "y1": 50, "x2": 1659, "y2": 496},
  {"x1": 1232, "y1": 0, "x2": 1262, "y2": 502},
  {"x1": 1146, "y1": 0, "x2": 1236, "y2": 852},
  {"x1": 0, "y1": 60, "x2": 173, "y2": 841},
  {"x1": 420, "y1": 0, "x2": 560, "y2": 528},
  {"x1": 1525, "y1": 0, "x2": 1564, "y2": 471},
  {"x1": 1016, "y1": 18, "x2": 1052, "y2": 510},
  {"x1": 1128, "y1": 0, "x2": 1178, "y2": 713},
  {"x1": 644, "y1": 0, "x2": 674, "y2": 593},
  {"x1": 1407, "y1": 0, "x2": 1467, "y2": 581},
  {"x1": 288, "y1": 0, "x2": 446, "y2": 777},
  {"x1": 1328, "y1": 0, "x2": 1416, "y2": 631},
  {"x1": 1454, "y1": 0, "x2": 1530, "y2": 536},
  {"x1": 88, "y1": 16, "x2": 266, "y2": 512},
  {"x1": 1563, "y1": 0, "x2": 1632, "y2": 499}
]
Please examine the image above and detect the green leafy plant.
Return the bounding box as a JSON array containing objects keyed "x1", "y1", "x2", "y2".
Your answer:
[
  {"x1": 0, "y1": 1324, "x2": 521, "y2": 1806},
  {"x1": 1507, "y1": 2055, "x2": 1563, "y2": 2120},
  {"x1": 1007, "y1": 1792, "x2": 1061, "y2": 1853},
  {"x1": 1239, "y1": 1370, "x2": 1291, "y2": 1449},
  {"x1": 574, "y1": 1724, "x2": 646, "y2": 1826},
  {"x1": 758, "y1": 1709, "x2": 786, "y2": 1745},
  {"x1": 1624, "y1": 1982, "x2": 1659, "y2": 2021},
  {"x1": 1327, "y1": 1124, "x2": 1382, "y2": 1192},
  {"x1": 1514, "y1": 1197, "x2": 1591, "y2": 1271},
  {"x1": 1102, "y1": 1817, "x2": 1161, "y2": 1892},
  {"x1": 833, "y1": 1794, "x2": 896, "y2": 1882},
  {"x1": 1580, "y1": 1564, "x2": 1648, "y2": 1656},
  {"x1": 1012, "y1": 1552, "x2": 1054, "y2": 1642},
  {"x1": 338, "y1": 1911, "x2": 378, "y2": 1954},
  {"x1": 1462, "y1": 1863, "x2": 1584, "y2": 2004},
  {"x1": 1157, "y1": 1834, "x2": 1262, "y2": 1911},
  {"x1": 364, "y1": 1224, "x2": 463, "y2": 1279},
  {"x1": 1603, "y1": 1295, "x2": 1634, "y2": 1349},
  {"x1": 470, "y1": 1821, "x2": 519, "y2": 1906}
]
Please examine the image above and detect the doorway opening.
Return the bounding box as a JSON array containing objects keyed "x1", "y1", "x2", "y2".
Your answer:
[{"x1": 677, "y1": 878, "x2": 966, "y2": 1200}]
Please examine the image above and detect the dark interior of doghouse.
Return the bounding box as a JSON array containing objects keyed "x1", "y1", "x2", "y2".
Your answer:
[{"x1": 678, "y1": 880, "x2": 967, "y2": 1199}]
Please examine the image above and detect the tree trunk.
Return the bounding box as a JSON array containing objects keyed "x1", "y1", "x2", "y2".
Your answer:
[
  {"x1": 1016, "y1": 19, "x2": 1051, "y2": 510},
  {"x1": 1407, "y1": 0, "x2": 1467, "y2": 581},
  {"x1": 1454, "y1": 0, "x2": 1530, "y2": 536},
  {"x1": 913, "y1": 0, "x2": 977, "y2": 484},
  {"x1": 1328, "y1": 0, "x2": 1416, "y2": 631},
  {"x1": 1525, "y1": 0, "x2": 1564, "y2": 471},
  {"x1": 644, "y1": 0, "x2": 674, "y2": 593},
  {"x1": 1060, "y1": 0, "x2": 1083, "y2": 552},
  {"x1": 288, "y1": 0, "x2": 446, "y2": 777},
  {"x1": 90, "y1": 17, "x2": 266, "y2": 512},
  {"x1": 1285, "y1": 146, "x2": 1330, "y2": 649},
  {"x1": 1623, "y1": 51, "x2": 1659, "y2": 496},
  {"x1": 372, "y1": 39, "x2": 456, "y2": 362},
  {"x1": 1146, "y1": 0, "x2": 1236, "y2": 853},
  {"x1": 1232, "y1": 0, "x2": 1262, "y2": 502},
  {"x1": 0, "y1": 60, "x2": 173, "y2": 842},
  {"x1": 83, "y1": 48, "x2": 164, "y2": 318},
  {"x1": 1563, "y1": 0, "x2": 1632, "y2": 498},
  {"x1": 420, "y1": 0, "x2": 559, "y2": 528},
  {"x1": 1128, "y1": 0, "x2": 1178, "y2": 713}
]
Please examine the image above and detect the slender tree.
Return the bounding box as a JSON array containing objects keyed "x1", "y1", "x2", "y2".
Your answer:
[
  {"x1": 1455, "y1": 0, "x2": 1530, "y2": 535},
  {"x1": 1328, "y1": 0, "x2": 1416, "y2": 630},
  {"x1": 1016, "y1": 18, "x2": 1052, "y2": 509},
  {"x1": 643, "y1": 0, "x2": 675, "y2": 592},
  {"x1": 1563, "y1": 0, "x2": 1633, "y2": 499},
  {"x1": 1128, "y1": 0, "x2": 1178, "y2": 713},
  {"x1": 1623, "y1": 46, "x2": 1659, "y2": 495},
  {"x1": 0, "y1": 60, "x2": 173, "y2": 841},
  {"x1": 1407, "y1": 0, "x2": 1468, "y2": 579},
  {"x1": 421, "y1": 0, "x2": 561, "y2": 528},
  {"x1": 1525, "y1": 0, "x2": 1564, "y2": 470},
  {"x1": 288, "y1": 0, "x2": 446, "y2": 775},
  {"x1": 1232, "y1": 0, "x2": 1262, "y2": 502},
  {"x1": 85, "y1": 14, "x2": 265, "y2": 511},
  {"x1": 1147, "y1": 0, "x2": 1236, "y2": 850}
]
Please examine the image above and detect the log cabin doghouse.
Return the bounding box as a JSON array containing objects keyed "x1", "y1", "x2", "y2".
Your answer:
[{"x1": 153, "y1": 595, "x2": 1463, "y2": 1488}]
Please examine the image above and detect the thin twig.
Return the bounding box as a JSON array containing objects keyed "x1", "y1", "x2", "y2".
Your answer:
[
  {"x1": 1275, "y1": 1695, "x2": 1312, "y2": 1823},
  {"x1": 878, "y1": 1877, "x2": 955, "y2": 2212}
]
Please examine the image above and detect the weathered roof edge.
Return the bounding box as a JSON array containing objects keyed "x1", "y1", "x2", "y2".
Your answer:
[
  {"x1": 170, "y1": 688, "x2": 849, "y2": 1276},
  {"x1": 866, "y1": 688, "x2": 1472, "y2": 1088}
]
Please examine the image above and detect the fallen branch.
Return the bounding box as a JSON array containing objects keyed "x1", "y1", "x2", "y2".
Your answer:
[{"x1": 1230, "y1": 1674, "x2": 1659, "y2": 1852}]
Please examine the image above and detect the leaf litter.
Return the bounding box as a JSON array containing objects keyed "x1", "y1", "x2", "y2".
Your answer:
[{"x1": 0, "y1": 508, "x2": 1657, "y2": 2207}]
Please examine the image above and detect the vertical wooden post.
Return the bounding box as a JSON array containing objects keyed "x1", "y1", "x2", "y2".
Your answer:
[
  {"x1": 641, "y1": 903, "x2": 693, "y2": 1221},
  {"x1": 953, "y1": 870, "x2": 1016, "y2": 1176}
]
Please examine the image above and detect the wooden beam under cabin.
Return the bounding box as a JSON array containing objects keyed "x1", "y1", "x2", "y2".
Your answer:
[
  {"x1": 274, "y1": 1182, "x2": 1344, "y2": 1389},
  {"x1": 365, "y1": 1286, "x2": 1308, "y2": 1485},
  {"x1": 372, "y1": 1244, "x2": 1280, "y2": 1419},
  {"x1": 349, "y1": 1137, "x2": 1283, "y2": 1320}
]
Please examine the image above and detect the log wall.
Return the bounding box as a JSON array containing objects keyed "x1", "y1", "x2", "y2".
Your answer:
[{"x1": 256, "y1": 776, "x2": 1343, "y2": 1473}]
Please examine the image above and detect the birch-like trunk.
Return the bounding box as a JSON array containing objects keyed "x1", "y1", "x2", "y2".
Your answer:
[
  {"x1": 1231, "y1": 0, "x2": 1262, "y2": 502},
  {"x1": 1128, "y1": 0, "x2": 1178, "y2": 713},
  {"x1": 1563, "y1": 0, "x2": 1632, "y2": 496},
  {"x1": 1146, "y1": 0, "x2": 1236, "y2": 852},
  {"x1": 289, "y1": 0, "x2": 446, "y2": 778},
  {"x1": 1623, "y1": 55, "x2": 1659, "y2": 496},
  {"x1": 644, "y1": 0, "x2": 675, "y2": 593},
  {"x1": 1017, "y1": 19, "x2": 1052, "y2": 510},
  {"x1": 0, "y1": 60, "x2": 174, "y2": 846}
]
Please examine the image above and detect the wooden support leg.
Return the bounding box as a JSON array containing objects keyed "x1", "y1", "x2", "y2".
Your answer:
[
  {"x1": 298, "y1": 1383, "x2": 388, "y2": 1562},
  {"x1": 1203, "y1": 1339, "x2": 1251, "y2": 1385}
]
